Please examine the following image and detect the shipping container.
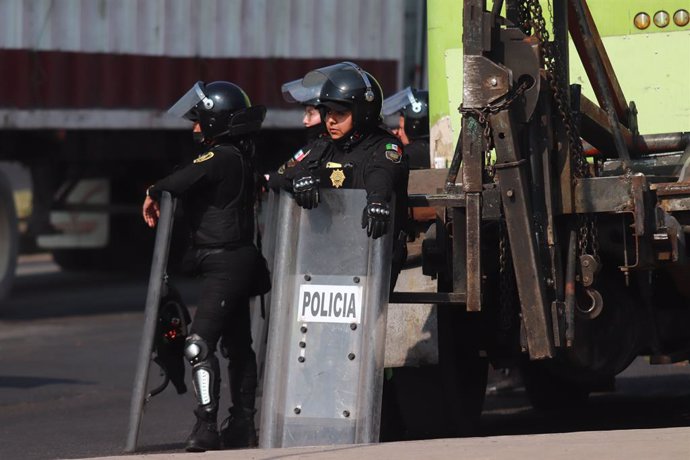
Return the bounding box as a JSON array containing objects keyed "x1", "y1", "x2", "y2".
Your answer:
[{"x1": 0, "y1": 0, "x2": 426, "y2": 302}]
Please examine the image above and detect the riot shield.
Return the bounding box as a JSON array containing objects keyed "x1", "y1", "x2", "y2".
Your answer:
[
  {"x1": 251, "y1": 190, "x2": 280, "y2": 388},
  {"x1": 125, "y1": 192, "x2": 176, "y2": 453},
  {"x1": 260, "y1": 189, "x2": 393, "y2": 448}
]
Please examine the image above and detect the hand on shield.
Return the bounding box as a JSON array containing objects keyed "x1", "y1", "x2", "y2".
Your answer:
[
  {"x1": 143, "y1": 195, "x2": 160, "y2": 228},
  {"x1": 361, "y1": 199, "x2": 390, "y2": 239},
  {"x1": 292, "y1": 173, "x2": 320, "y2": 209}
]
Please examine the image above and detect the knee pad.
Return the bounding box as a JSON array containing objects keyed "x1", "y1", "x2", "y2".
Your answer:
[
  {"x1": 185, "y1": 334, "x2": 220, "y2": 409},
  {"x1": 184, "y1": 333, "x2": 210, "y2": 365}
]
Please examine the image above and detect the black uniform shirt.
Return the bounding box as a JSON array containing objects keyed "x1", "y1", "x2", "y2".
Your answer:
[
  {"x1": 266, "y1": 136, "x2": 331, "y2": 191},
  {"x1": 149, "y1": 143, "x2": 254, "y2": 248},
  {"x1": 303, "y1": 128, "x2": 410, "y2": 237}
]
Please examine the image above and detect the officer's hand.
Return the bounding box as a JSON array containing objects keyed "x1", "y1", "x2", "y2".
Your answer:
[
  {"x1": 266, "y1": 172, "x2": 291, "y2": 192},
  {"x1": 292, "y1": 173, "x2": 320, "y2": 209},
  {"x1": 361, "y1": 199, "x2": 390, "y2": 239},
  {"x1": 142, "y1": 196, "x2": 160, "y2": 228}
]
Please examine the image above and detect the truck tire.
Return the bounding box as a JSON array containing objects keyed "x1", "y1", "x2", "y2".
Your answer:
[
  {"x1": 0, "y1": 171, "x2": 18, "y2": 303},
  {"x1": 521, "y1": 359, "x2": 591, "y2": 411}
]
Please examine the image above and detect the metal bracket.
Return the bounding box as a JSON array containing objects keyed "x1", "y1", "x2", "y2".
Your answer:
[{"x1": 462, "y1": 55, "x2": 512, "y2": 109}]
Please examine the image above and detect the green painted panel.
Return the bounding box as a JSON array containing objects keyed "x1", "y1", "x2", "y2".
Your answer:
[
  {"x1": 570, "y1": 32, "x2": 690, "y2": 134},
  {"x1": 445, "y1": 48, "x2": 464, "y2": 142},
  {"x1": 427, "y1": 0, "x2": 462, "y2": 127},
  {"x1": 427, "y1": 1, "x2": 690, "y2": 160},
  {"x1": 587, "y1": 1, "x2": 690, "y2": 36}
]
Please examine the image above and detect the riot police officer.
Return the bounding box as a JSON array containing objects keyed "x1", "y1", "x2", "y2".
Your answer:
[
  {"x1": 288, "y1": 62, "x2": 409, "y2": 284},
  {"x1": 142, "y1": 81, "x2": 269, "y2": 451},
  {"x1": 264, "y1": 79, "x2": 330, "y2": 191},
  {"x1": 382, "y1": 87, "x2": 430, "y2": 169}
]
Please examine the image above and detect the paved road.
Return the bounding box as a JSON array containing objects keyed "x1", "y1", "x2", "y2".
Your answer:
[{"x1": 0, "y1": 254, "x2": 689, "y2": 460}]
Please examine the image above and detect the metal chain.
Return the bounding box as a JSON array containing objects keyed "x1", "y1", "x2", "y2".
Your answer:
[
  {"x1": 460, "y1": 79, "x2": 530, "y2": 178},
  {"x1": 524, "y1": 0, "x2": 598, "y2": 259},
  {"x1": 517, "y1": 1, "x2": 532, "y2": 35}
]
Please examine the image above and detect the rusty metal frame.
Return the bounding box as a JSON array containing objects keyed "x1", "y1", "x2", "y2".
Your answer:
[
  {"x1": 567, "y1": 0, "x2": 628, "y2": 124},
  {"x1": 568, "y1": 0, "x2": 632, "y2": 165},
  {"x1": 492, "y1": 108, "x2": 555, "y2": 359}
]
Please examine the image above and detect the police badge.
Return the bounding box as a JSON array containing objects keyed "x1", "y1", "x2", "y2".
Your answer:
[{"x1": 330, "y1": 169, "x2": 346, "y2": 188}]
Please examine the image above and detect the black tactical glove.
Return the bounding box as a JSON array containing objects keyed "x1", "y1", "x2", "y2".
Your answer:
[
  {"x1": 361, "y1": 198, "x2": 391, "y2": 239},
  {"x1": 292, "y1": 173, "x2": 320, "y2": 209}
]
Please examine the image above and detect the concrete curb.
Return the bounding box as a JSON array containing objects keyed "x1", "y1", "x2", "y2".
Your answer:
[{"x1": 85, "y1": 427, "x2": 690, "y2": 460}]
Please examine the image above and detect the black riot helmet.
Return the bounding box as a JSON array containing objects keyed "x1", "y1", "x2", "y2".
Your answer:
[
  {"x1": 168, "y1": 81, "x2": 266, "y2": 142},
  {"x1": 382, "y1": 87, "x2": 429, "y2": 140},
  {"x1": 300, "y1": 62, "x2": 383, "y2": 130}
]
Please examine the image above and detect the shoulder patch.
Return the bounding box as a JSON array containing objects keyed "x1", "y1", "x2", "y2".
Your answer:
[
  {"x1": 193, "y1": 151, "x2": 215, "y2": 163},
  {"x1": 385, "y1": 144, "x2": 402, "y2": 163},
  {"x1": 293, "y1": 148, "x2": 310, "y2": 162}
]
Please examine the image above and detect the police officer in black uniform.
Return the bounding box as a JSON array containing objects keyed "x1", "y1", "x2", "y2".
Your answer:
[
  {"x1": 382, "y1": 87, "x2": 430, "y2": 169},
  {"x1": 142, "y1": 81, "x2": 268, "y2": 452},
  {"x1": 264, "y1": 78, "x2": 330, "y2": 191},
  {"x1": 287, "y1": 62, "x2": 409, "y2": 285}
]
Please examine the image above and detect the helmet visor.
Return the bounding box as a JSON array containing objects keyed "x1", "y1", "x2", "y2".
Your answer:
[
  {"x1": 382, "y1": 87, "x2": 418, "y2": 116},
  {"x1": 167, "y1": 81, "x2": 207, "y2": 120},
  {"x1": 316, "y1": 62, "x2": 370, "y2": 96},
  {"x1": 281, "y1": 78, "x2": 322, "y2": 105},
  {"x1": 383, "y1": 113, "x2": 401, "y2": 130}
]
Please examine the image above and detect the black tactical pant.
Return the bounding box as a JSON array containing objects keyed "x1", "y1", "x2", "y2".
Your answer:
[{"x1": 190, "y1": 245, "x2": 260, "y2": 413}]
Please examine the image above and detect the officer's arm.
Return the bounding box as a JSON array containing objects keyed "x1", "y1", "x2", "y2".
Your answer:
[
  {"x1": 147, "y1": 157, "x2": 214, "y2": 200},
  {"x1": 361, "y1": 143, "x2": 406, "y2": 239},
  {"x1": 363, "y1": 143, "x2": 406, "y2": 201}
]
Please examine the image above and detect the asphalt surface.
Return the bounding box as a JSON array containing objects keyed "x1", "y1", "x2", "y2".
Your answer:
[{"x1": 0, "y1": 254, "x2": 689, "y2": 460}]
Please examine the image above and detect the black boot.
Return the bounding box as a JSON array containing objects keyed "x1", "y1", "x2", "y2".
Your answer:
[
  {"x1": 186, "y1": 407, "x2": 221, "y2": 452},
  {"x1": 220, "y1": 407, "x2": 257, "y2": 448}
]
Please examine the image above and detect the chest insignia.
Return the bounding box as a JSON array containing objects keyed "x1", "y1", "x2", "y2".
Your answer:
[
  {"x1": 193, "y1": 151, "x2": 215, "y2": 163},
  {"x1": 330, "y1": 169, "x2": 346, "y2": 188}
]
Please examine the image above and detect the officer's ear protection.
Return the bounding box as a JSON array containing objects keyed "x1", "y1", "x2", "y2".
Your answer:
[
  {"x1": 342, "y1": 61, "x2": 375, "y2": 102},
  {"x1": 227, "y1": 105, "x2": 267, "y2": 135}
]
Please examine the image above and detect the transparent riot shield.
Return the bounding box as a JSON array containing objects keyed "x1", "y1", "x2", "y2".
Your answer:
[
  {"x1": 125, "y1": 192, "x2": 176, "y2": 453},
  {"x1": 260, "y1": 189, "x2": 393, "y2": 448},
  {"x1": 251, "y1": 190, "x2": 280, "y2": 393}
]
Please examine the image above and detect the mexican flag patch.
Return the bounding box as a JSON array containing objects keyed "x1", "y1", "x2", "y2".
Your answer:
[{"x1": 385, "y1": 143, "x2": 402, "y2": 163}]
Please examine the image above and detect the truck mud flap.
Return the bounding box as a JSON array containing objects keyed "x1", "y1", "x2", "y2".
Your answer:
[{"x1": 260, "y1": 189, "x2": 393, "y2": 447}]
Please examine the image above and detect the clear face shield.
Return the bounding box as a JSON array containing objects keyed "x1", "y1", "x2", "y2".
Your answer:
[
  {"x1": 281, "y1": 77, "x2": 323, "y2": 105},
  {"x1": 167, "y1": 81, "x2": 214, "y2": 120},
  {"x1": 283, "y1": 62, "x2": 375, "y2": 106},
  {"x1": 382, "y1": 87, "x2": 422, "y2": 117}
]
